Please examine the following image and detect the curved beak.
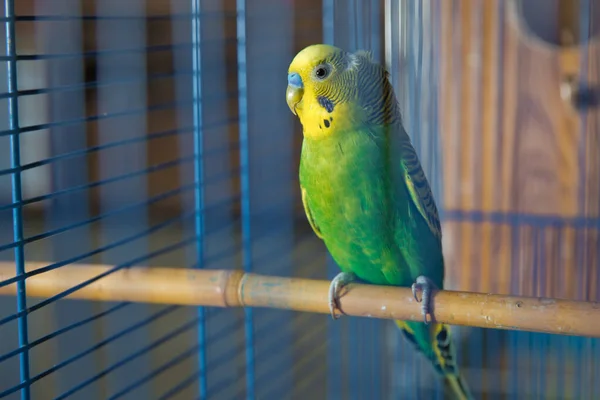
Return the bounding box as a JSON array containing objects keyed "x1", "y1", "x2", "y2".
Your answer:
[
  {"x1": 286, "y1": 72, "x2": 304, "y2": 116},
  {"x1": 286, "y1": 86, "x2": 303, "y2": 115}
]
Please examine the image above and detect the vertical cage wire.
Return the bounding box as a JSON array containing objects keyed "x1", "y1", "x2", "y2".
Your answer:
[
  {"x1": 190, "y1": 0, "x2": 207, "y2": 397},
  {"x1": 235, "y1": 1, "x2": 255, "y2": 399},
  {"x1": 3, "y1": 0, "x2": 31, "y2": 398}
]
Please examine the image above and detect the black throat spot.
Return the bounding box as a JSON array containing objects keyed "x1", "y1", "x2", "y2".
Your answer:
[{"x1": 317, "y1": 96, "x2": 335, "y2": 113}]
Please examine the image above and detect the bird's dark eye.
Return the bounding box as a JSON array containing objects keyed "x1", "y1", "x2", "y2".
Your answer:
[{"x1": 314, "y1": 64, "x2": 330, "y2": 80}]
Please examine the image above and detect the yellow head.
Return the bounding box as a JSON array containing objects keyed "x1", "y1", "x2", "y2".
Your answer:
[
  {"x1": 286, "y1": 44, "x2": 395, "y2": 139},
  {"x1": 286, "y1": 44, "x2": 363, "y2": 139}
]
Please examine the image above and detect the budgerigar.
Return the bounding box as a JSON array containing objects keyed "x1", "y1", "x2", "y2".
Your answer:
[{"x1": 286, "y1": 44, "x2": 473, "y2": 399}]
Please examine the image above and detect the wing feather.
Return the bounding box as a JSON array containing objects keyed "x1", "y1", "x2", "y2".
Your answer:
[
  {"x1": 301, "y1": 186, "x2": 323, "y2": 239},
  {"x1": 398, "y1": 134, "x2": 442, "y2": 239}
]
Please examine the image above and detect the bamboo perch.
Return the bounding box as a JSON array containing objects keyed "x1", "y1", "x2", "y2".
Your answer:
[{"x1": 0, "y1": 262, "x2": 599, "y2": 338}]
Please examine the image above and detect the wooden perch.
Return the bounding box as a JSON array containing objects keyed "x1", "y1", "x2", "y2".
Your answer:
[{"x1": 0, "y1": 262, "x2": 599, "y2": 338}]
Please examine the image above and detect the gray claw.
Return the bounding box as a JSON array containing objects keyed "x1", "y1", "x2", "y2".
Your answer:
[
  {"x1": 328, "y1": 272, "x2": 356, "y2": 319},
  {"x1": 411, "y1": 275, "x2": 437, "y2": 325}
]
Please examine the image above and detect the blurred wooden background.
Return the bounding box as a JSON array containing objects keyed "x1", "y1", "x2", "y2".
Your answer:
[{"x1": 438, "y1": 0, "x2": 600, "y2": 302}]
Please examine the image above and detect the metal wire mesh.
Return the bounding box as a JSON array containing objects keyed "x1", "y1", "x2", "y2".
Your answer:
[
  {"x1": 1, "y1": 0, "x2": 600, "y2": 399},
  {"x1": 0, "y1": 0, "x2": 221, "y2": 398}
]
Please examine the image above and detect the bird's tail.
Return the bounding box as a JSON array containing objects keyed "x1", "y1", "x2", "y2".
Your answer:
[
  {"x1": 395, "y1": 320, "x2": 474, "y2": 400},
  {"x1": 443, "y1": 372, "x2": 473, "y2": 400}
]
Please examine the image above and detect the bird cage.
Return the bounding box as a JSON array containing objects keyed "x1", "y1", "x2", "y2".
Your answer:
[{"x1": 0, "y1": 0, "x2": 599, "y2": 399}]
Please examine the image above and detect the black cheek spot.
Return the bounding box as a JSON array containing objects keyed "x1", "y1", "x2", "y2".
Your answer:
[
  {"x1": 319, "y1": 124, "x2": 322, "y2": 129},
  {"x1": 330, "y1": 116, "x2": 333, "y2": 121},
  {"x1": 323, "y1": 119, "x2": 330, "y2": 128},
  {"x1": 317, "y1": 96, "x2": 335, "y2": 113}
]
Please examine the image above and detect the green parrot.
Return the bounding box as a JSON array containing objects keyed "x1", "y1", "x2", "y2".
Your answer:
[{"x1": 286, "y1": 44, "x2": 473, "y2": 399}]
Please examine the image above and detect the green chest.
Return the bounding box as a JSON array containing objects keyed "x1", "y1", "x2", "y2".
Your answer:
[
  {"x1": 300, "y1": 135, "x2": 387, "y2": 228},
  {"x1": 298, "y1": 134, "x2": 407, "y2": 282}
]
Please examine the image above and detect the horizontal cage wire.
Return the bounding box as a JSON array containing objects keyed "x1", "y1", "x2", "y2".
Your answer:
[{"x1": 0, "y1": 0, "x2": 598, "y2": 399}]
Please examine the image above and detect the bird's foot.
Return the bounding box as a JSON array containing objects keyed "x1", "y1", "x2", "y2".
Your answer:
[
  {"x1": 328, "y1": 272, "x2": 357, "y2": 320},
  {"x1": 411, "y1": 275, "x2": 437, "y2": 325}
]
